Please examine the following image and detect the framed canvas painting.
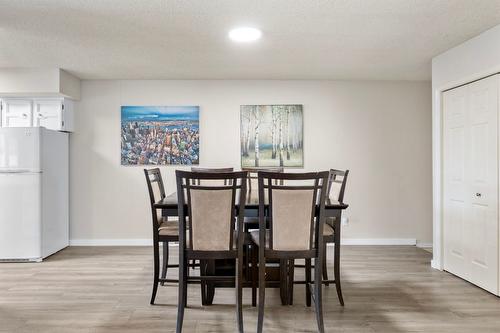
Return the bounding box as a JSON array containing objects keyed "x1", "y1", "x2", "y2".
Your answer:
[
  {"x1": 121, "y1": 106, "x2": 200, "y2": 165},
  {"x1": 241, "y1": 104, "x2": 303, "y2": 168}
]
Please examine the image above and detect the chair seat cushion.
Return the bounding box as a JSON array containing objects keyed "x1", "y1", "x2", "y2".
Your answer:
[
  {"x1": 323, "y1": 223, "x2": 335, "y2": 236},
  {"x1": 158, "y1": 219, "x2": 179, "y2": 236},
  {"x1": 249, "y1": 229, "x2": 269, "y2": 248}
]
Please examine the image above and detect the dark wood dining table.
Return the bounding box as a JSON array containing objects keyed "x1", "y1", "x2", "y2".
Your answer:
[
  {"x1": 154, "y1": 190, "x2": 348, "y2": 305},
  {"x1": 155, "y1": 190, "x2": 348, "y2": 217}
]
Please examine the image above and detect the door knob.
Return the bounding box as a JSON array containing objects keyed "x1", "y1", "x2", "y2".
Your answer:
[{"x1": 476, "y1": 193, "x2": 482, "y2": 197}]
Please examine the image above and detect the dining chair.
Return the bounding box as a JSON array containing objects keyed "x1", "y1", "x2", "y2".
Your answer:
[
  {"x1": 242, "y1": 167, "x2": 284, "y2": 306},
  {"x1": 144, "y1": 168, "x2": 179, "y2": 305},
  {"x1": 241, "y1": 167, "x2": 284, "y2": 193},
  {"x1": 175, "y1": 170, "x2": 247, "y2": 333},
  {"x1": 251, "y1": 171, "x2": 329, "y2": 333},
  {"x1": 241, "y1": 167, "x2": 284, "y2": 228},
  {"x1": 190, "y1": 167, "x2": 234, "y2": 185},
  {"x1": 190, "y1": 166, "x2": 235, "y2": 301},
  {"x1": 322, "y1": 169, "x2": 349, "y2": 305}
]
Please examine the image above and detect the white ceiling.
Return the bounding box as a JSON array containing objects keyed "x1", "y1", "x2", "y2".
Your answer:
[{"x1": 1, "y1": 0, "x2": 500, "y2": 80}]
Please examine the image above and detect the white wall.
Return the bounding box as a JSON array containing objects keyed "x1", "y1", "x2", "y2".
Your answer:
[
  {"x1": 71, "y1": 80, "x2": 432, "y2": 245},
  {"x1": 432, "y1": 24, "x2": 500, "y2": 269},
  {"x1": 0, "y1": 68, "x2": 81, "y2": 99}
]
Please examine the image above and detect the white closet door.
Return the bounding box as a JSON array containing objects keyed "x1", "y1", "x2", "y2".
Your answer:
[
  {"x1": 467, "y1": 77, "x2": 498, "y2": 293},
  {"x1": 443, "y1": 84, "x2": 468, "y2": 281},
  {"x1": 443, "y1": 75, "x2": 499, "y2": 294}
]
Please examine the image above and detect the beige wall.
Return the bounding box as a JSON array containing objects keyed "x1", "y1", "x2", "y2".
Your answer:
[
  {"x1": 71, "y1": 80, "x2": 432, "y2": 245},
  {"x1": 0, "y1": 68, "x2": 80, "y2": 99}
]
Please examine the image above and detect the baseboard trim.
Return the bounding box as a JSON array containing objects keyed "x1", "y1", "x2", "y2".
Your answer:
[
  {"x1": 71, "y1": 238, "x2": 417, "y2": 246},
  {"x1": 69, "y1": 239, "x2": 153, "y2": 246},
  {"x1": 416, "y1": 242, "x2": 433, "y2": 249},
  {"x1": 340, "y1": 238, "x2": 417, "y2": 246}
]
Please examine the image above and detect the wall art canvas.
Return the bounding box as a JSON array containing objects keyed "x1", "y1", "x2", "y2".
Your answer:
[
  {"x1": 241, "y1": 104, "x2": 303, "y2": 168},
  {"x1": 121, "y1": 106, "x2": 200, "y2": 165}
]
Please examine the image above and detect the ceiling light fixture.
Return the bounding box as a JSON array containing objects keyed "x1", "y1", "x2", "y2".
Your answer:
[{"x1": 229, "y1": 27, "x2": 262, "y2": 43}]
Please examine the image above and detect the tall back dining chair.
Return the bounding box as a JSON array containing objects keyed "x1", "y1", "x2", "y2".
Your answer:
[
  {"x1": 322, "y1": 169, "x2": 349, "y2": 305},
  {"x1": 241, "y1": 166, "x2": 284, "y2": 228},
  {"x1": 251, "y1": 171, "x2": 329, "y2": 333},
  {"x1": 175, "y1": 170, "x2": 247, "y2": 333},
  {"x1": 144, "y1": 168, "x2": 180, "y2": 305},
  {"x1": 190, "y1": 167, "x2": 234, "y2": 185},
  {"x1": 242, "y1": 167, "x2": 285, "y2": 306},
  {"x1": 242, "y1": 167, "x2": 284, "y2": 193}
]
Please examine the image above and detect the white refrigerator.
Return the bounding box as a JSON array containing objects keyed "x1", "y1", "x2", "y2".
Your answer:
[{"x1": 0, "y1": 127, "x2": 69, "y2": 261}]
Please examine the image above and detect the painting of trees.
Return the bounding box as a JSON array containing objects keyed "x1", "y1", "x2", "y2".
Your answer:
[{"x1": 240, "y1": 105, "x2": 303, "y2": 167}]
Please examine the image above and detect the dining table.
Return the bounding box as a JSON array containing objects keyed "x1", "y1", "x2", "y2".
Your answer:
[{"x1": 154, "y1": 190, "x2": 349, "y2": 305}]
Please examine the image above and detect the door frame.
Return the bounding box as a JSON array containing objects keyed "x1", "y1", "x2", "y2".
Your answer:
[{"x1": 433, "y1": 71, "x2": 500, "y2": 271}]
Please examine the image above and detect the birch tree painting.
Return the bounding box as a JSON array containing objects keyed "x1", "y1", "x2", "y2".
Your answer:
[{"x1": 240, "y1": 105, "x2": 303, "y2": 167}]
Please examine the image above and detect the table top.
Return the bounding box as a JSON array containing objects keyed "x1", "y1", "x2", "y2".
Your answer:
[{"x1": 154, "y1": 191, "x2": 349, "y2": 210}]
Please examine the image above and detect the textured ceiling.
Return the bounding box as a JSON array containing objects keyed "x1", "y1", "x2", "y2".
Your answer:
[{"x1": 1, "y1": 0, "x2": 500, "y2": 80}]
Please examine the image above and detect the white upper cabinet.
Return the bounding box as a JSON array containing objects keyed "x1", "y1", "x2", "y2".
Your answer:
[
  {"x1": 0, "y1": 98, "x2": 74, "y2": 132},
  {"x1": 1, "y1": 99, "x2": 33, "y2": 127}
]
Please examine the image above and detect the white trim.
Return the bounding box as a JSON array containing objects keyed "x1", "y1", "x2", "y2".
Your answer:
[
  {"x1": 339, "y1": 238, "x2": 416, "y2": 246},
  {"x1": 69, "y1": 239, "x2": 153, "y2": 246},
  {"x1": 69, "y1": 238, "x2": 418, "y2": 246},
  {"x1": 416, "y1": 242, "x2": 433, "y2": 249}
]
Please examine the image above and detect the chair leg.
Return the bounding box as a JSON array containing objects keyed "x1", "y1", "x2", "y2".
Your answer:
[
  {"x1": 322, "y1": 243, "x2": 329, "y2": 286},
  {"x1": 206, "y1": 260, "x2": 215, "y2": 305},
  {"x1": 251, "y1": 245, "x2": 257, "y2": 307},
  {"x1": 150, "y1": 241, "x2": 160, "y2": 305},
  {"x1": 200, "y1": 260, "x2": 208, "y2": 306},
  {"x1": 236, "y1": 255, "x2": 244, "y2": 333},
  {"x1": 334, "y1": 239, "x2": 344, "y2": 306},
  {"x1": 314, "y1": 257, "x2": 325, "y2": 333},
  {"x1": 305, "y1": 258, "x2": 311, "y2": 307},
  {"x1": 184, "y1": 262, "x2": 188, "y2": 308},
  {"x1": 176, "y1": 257, "x2": 187, "y2": 333},
  {"x1": 288, "y1": 259, "x2": 294, "y2": 305},
  {"x1": 161, "y1": 241, "x2": 168, "y2": 286},
  {"x1": 279, "y1": 259, "x2": 288, "y2": 305},
  {"x1": 257, "y1": 255, "x2": 266, "y2": 333}
]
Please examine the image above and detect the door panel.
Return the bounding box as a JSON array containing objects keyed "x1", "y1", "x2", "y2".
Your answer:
[
  {"x1": 443, "y1": 85, "x2": 469, "y2": 280},
  {"x1": 33, "y1": 99, "x2": 63, "y2": 131},
  {"x1": 0, "y1": 173, "x2": 41, "y2": 260},
  {"x1": 0, "y1": 127, "x2": 41, "y2": 171},
  {"x1": 443, "y1": 75, "x2": 499, "y2": 295},
  {"x1": 467, "y1": 77, "x2": 498, "y2": 293},
  {"x1": 1, "y1": 99, "x2": 33, "y2": 127}
]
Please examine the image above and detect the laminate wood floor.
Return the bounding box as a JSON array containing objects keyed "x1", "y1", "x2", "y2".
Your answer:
[{"x1": 1, "y1": 246, "x2": 499, "y2": 333}]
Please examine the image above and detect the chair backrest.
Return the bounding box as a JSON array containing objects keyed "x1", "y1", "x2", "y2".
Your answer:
[
  {"x1": 144, "y1": 168, "x2": 166, "y2": 233},
  {"x1": 176, "y1": 170, "x2": 247, "y2": 252},
  {"x1": 190, "y1": 167, "x2": 234, "y2": 185},
  {"x1": 258, "y1": 171, "x2": 329, "y2": 252},
  {"x1": 327, "y1": 169, "x2": 349, "y2": 203},
  {"x1": 242, "y1": 167, "x2": 284, "y2": 192}
]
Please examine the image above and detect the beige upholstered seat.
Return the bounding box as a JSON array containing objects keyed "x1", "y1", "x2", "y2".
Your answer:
[
  {"x1": 158, "y1": 219, "x2": 179, "y2": 236},
  {"x1": 323, "y1": 223, "x2": 334, "y2": 236},
  {"x1": 249, "y1": 229, "x2": 269, "y2": 248}
]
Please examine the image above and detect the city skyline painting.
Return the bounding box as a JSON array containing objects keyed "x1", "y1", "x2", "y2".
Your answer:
[
  {"x1": 121, "y1": 106, "x2": 200, "y2": 165},
  {"x1": 241, "y1": 105, "x2": 303, "y2": 168}
]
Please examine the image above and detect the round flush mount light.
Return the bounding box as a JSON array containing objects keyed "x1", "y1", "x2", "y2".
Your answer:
[{"x1": 229, "y1": 27, "x2": 262, "y2": 43}]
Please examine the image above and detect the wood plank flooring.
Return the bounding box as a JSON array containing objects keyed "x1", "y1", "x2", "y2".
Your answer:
[{"x1": 1, "y1": 246, "x2": 499, "y2": 332}]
